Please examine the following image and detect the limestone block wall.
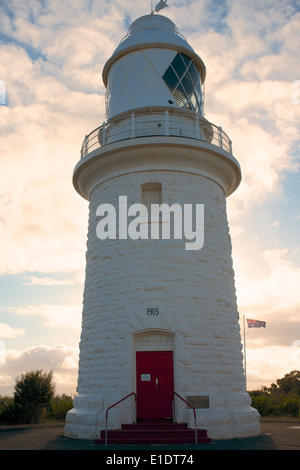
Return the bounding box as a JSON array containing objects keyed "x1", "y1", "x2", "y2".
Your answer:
[{"x1": 65, "y1": 168, "x2": 260, "y2": 440}]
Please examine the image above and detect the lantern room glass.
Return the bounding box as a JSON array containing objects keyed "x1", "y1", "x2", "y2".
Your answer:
[{"x1": 162, "y1": 52, "x2": 202, "y2": 114}]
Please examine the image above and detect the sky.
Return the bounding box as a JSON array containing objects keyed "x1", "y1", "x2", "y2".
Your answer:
[{"x1": 0, "y1": 0, "x2": 299, "y2": 396}]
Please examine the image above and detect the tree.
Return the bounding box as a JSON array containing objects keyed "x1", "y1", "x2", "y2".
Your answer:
[
  {"x1": 14, "y1": 369, "x2": 55, "y2": 423},
  {"x1": 276, "y1": 370, "x2": 300, "y2": 395},
  {"x1": 249, "y1": 370, "x2": 300, "y2": 418}
]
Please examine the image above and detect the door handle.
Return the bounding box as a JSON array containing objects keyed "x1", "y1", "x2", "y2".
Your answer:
[{"x1": 155, "y1": 378, "x2": 158, "y2": 391}]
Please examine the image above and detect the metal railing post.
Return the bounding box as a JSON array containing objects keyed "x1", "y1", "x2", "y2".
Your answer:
[
  {"x1": 172, "y1": 400, "x2": 175, "y2": 423},
  {"x1": 84, "y1": 135, "x2": 88, "y2": 157},
  {"x1": 173, "y1": 392, "x2": 198, "y2": 445},
  {"x1": 131, "y1": 113, "x2": 136, "y2": 138},
  {"x1": 105, "y1": 414, "x2": 108, "y2": 446},
  {"x1": 195, "y1": 115, "x2": 200, "y2": 140},
  {"x1": 219, "y1": 126, "x2": 223, "y2": 149},
  {"x1": 102, "y1": 121, "x2": 106, "y2": 146},
  {"x1": 103, "y1": 392, "x2": 137, "y2": 446},
  {"x1": 164, "y1": 110, "x2": 169, "y2": 136},
  {"x1": 194, "y1": 410, "x2": 198, "y2": 445}
]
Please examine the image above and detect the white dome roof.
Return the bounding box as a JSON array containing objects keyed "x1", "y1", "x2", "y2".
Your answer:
[
  {"x1": 103, "y1": 14, "x2": 206, "y2": 86},
  {"x1": 129, "y1": 14, "x2": 177, "y2": 35},
  {"x1": 115, "y1": 15, "x2": 194, "y2": 55}
]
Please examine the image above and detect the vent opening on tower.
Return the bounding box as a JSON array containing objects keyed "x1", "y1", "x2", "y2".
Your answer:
[
  {"x1": 162, "y1": 52, "x2": 202, "y2": 114},
  {"x1": 142, "y1": 182, "x2": 162, "y2": 209},
  {"x1": 142, "y1": 182, "x2": 162, "y2": 225}
]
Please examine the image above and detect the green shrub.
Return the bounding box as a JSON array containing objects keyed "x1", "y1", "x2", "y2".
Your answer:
[
  {"x1": 251, "y1": 395, "x2": 272, "y2": 416},
  {"x1": 280, "y1": 394, "x2": 300, "y2": 418},
  {"x1": 0, "y1": 402, "x2": 26, "y2": 425},
  {"x1": 249, "y1": 370, "x2": 300, "y2": 418},
  {"x1": 47, "y1": 394, "x2": 73, "y2": 420}
]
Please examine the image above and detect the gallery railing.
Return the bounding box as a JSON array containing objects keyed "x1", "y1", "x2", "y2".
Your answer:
[{"x1": 80, "y1": 110, "x2": 232, "y2": 158}]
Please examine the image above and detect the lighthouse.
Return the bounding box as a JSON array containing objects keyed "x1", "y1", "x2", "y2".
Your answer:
[{"x1": 65, "y1": 12, "x2": 260, "y2": 441}]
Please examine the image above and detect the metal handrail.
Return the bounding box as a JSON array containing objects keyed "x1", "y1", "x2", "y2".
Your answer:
[
  {"x1": 104, "y1": 392, "x2": 137, "y2": 446},
  {"x1": 80, "y1": 110, "x2": 232, "y2": 159},
  {"x1": 172, "y1": 392, "x2": 198, "y2": 445}
]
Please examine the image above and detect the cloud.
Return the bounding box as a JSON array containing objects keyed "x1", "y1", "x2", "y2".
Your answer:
[
  {"x1": 0, "y1": 323, "x2": 25, "y2": 339},
  {"x1": 0, "y1": 343, "x2": 79, "y2": 394},
  {"x1": 186, "y1": 2, "x2": 300, "y2": 219},
  {"x1": 235, "y1": 248, "x2": 300, "y2": 390},
  {"x1": 244, "y1": 343, "x2": 299, "y2": 390},
  {"x1": 236, "y1": 248, "x2": 300, "y2": 311},
  {"x1": 9, "y1": 304, "x2": 82, "y2": 330},
  {"x1": 23, "y1": 276, "x2": 75, "y2": 286},
  {"x1": 234, "y1": 247, "x2": 300, "y2": 390},
  {"x1": 0, "y1": 3, "x2": 113, "y2": 277},
  {"x1": 240, "y1": 307, "x2": 300, "y2": 347},
  {"x1": 240, "y1": 12, "x2": 300, "y2": 81},
  {"x1": 0, "y1": 80, "x2": 6, "y2": 105},
  {"x1": 268, "y1": 221, "x2": 280, "y2": 229},
  {"x1": 0, "y1": 0, "x2": 299, "y2": 276},
  {"x1": 0, "y1": 44, "x2": 95, "y2": 275}
]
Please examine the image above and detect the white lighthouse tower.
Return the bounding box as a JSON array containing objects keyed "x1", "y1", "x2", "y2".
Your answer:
[{"x1": 65, "y1": 11, "x2": 260, "y2": 441}]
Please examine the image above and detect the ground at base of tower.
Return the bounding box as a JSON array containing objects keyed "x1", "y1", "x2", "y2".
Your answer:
[{"x1": 0, "y1": 418, "x2": 299, "y2": 450}]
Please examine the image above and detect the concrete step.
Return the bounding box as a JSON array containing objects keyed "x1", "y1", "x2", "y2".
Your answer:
[{"x1": 94, "y1": 421, "x2": 212, "y2": 445}]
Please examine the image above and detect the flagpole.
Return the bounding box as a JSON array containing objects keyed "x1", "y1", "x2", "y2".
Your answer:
[{"x1": 243, "y1": 315, "x2": 247, "y2": 390}]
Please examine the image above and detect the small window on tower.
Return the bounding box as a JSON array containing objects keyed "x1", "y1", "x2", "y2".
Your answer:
[
  {"x1": 142, "y1": 183, "x2": 162, "y2": 210},
  {"x1": 141, "y1": 183, "x2": 162, "y2": 226}
]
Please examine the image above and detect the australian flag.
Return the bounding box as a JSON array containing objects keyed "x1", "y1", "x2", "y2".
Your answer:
[{"x1": 247, "y1": 319, "x2": 266, "y2": 328}]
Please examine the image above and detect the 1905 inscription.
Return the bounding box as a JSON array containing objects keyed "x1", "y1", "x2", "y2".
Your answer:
[{"x1": 147, "y1": 308, "x2": 159, "y2": 316}]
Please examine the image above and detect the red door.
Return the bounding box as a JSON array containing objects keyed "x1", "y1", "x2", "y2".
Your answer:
[{"x1": 136, "y1": 351, "x2": 174, "y2": 419}]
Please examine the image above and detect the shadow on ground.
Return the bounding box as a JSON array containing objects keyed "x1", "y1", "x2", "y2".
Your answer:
[
  {"x1": 43, "y1": 433, "x2": 276, "y2": 450},
  {"x1": 1, "y1": 418, "x2": 299, "y2": 451}
]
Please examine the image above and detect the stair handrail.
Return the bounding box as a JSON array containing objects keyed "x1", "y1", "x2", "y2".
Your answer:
[
  {"x1": 104, "y1": 392, "x2": 137, "y2": 446},
  {"x1": 172, "y1": 392, "x2": 198, "y2": 444}
]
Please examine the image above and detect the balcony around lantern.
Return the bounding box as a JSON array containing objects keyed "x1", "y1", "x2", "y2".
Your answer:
[{"x1": 80, "y1": 108, "x2": 232, "y2": 159}]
